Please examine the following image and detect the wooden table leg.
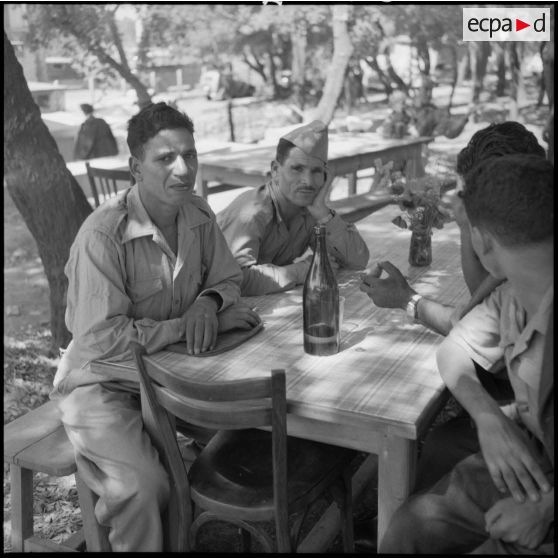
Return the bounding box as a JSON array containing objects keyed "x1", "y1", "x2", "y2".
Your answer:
[
  {"x1": 10, "y1": 464, "x2": 34, "y2": 552},
  {"x1": 377, "y1": 435, "x2": 417, "y2": 548},
  {"x1": 297, "y1": 454, "x2": 378, "y2": 553},
  {"x1": 347, "y1": 172, "x2": 357, "y2": 196},
  {"x1": 405, "y1": 146, "x2": 426, "y2": 179}
]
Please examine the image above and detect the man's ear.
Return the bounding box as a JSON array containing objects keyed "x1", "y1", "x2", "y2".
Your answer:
[
  {"x1": 129, "y1": 156, "x2": 141, "y2": 183},
  {"x1": 470, "y1": 225, "x2": 493, "y2": 258},
  {"x1": 270, "y1": 160, "x2": 279, "y2": 180}
]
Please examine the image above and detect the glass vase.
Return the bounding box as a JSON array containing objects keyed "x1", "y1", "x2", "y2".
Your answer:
[{"x1": 409, "y1": 229, "x2": 432, "y2": 267}]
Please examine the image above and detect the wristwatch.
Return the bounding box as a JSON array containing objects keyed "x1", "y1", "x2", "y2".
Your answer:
[{"x1": 406, "y1": 294, "x2": 423, "y2": 324}]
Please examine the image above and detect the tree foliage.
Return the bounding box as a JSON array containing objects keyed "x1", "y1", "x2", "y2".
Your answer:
[{"x1": 25, "y1": 3, "x2": 152, "y2": 107}]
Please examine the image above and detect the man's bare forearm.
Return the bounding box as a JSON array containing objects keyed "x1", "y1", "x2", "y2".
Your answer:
[
  {"x1": 415, "y1": 297, "x2": 455, "y2": 336},
  {"x1": 437, "y1": 337, "x2": 501, "y2": 422}
]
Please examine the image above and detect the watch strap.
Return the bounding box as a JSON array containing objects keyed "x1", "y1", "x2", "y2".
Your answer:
[{"x1": 406, "y1": 294, "x2": 423, "y2": 324}]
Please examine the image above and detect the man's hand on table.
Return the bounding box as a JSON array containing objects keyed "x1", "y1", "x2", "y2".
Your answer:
[
  {"x1": 218, "y1": 302, "x2": 261, "y2": 333},
  {"x1": 359, "y1": 261, "x2": 416, "y2": 309},
  {"x1": 475, "y1": 411, "x2": 552, "y2": 504},
  {"x1": 181, "y1": 296, "x2": 220, "y2": 355}
]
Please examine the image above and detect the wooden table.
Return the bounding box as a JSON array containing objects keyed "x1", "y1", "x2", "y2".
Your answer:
[
  {"x1": 195, "y1": 133, "x2": 433, "y2": 199},
  {"x1": 92, "y1": 205, "x2": 467, "y2": 548}
]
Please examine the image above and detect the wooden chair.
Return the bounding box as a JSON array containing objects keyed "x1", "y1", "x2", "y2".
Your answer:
[
  {"x1": 85, "y1": 162, "x2": 133, "y2": 207},
  {"x1": 131, "y1": 342, "x2": 356, "y2": 553}
]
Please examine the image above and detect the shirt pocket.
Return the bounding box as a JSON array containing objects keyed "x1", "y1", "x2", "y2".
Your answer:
[{"x1": 127, "y1": 276, "x2": 163, "y2": 304}]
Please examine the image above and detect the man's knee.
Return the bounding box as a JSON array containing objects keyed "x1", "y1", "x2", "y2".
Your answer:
[
  {"x1": 107, "y1": 459, "x2": 170, "y2": 509},
  {"x1": 379, "y1": 494, "x2": 446, "y2": 553}
]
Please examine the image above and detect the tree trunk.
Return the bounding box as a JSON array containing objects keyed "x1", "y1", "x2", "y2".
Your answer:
[
  {"x1": 541, "y1": 41, "x2": 554, "y2": 107},
  {"x1": 495, "y1": 43, "x2": 507, "y2": 97},
  {"x1": 307, "y1": 5, "x2": 353, "y2": 124},
  {"x1": 446, "y1": 44, "x2": 459, "y2": 112},
  {"x1": 456, "y1": 44, "x2": 470, "y2": 85},
  {"x1": 469, "y1": 42, "x2": 490, "y2": 103},
  {"x1": 506, "y1": 42, "x2": 524, "y2": 121},
  {"x1": 4, "y1": 32, "x2": 93, "y2": 353},
  {"x1": 290, "y1": 16, "x2": 307, "y2": 110},
  {"x1": 364, "y1": 56, "x2": 393, "y2": 96}
]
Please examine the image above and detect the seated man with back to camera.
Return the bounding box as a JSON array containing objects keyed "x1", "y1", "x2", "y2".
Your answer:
[
  {"x1": 51, "y1": 102, "x2": 259, "y2": 551},
  {"x1": 217, "y1": 120, "x2": 369, "y2": 295},
  {"x1": 360, "y1": 122, "x2": 547, "y2": 338},
  {"x1": 357, "y1": 123, "x2": 547, "y2": 494},
  {"x1": 380, "y1": 154, "x2": 554, "y2": 554}
]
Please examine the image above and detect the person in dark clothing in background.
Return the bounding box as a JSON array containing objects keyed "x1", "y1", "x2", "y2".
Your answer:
[{"x1": 74, "y1": 103, "x2": 119, "y2": 160}]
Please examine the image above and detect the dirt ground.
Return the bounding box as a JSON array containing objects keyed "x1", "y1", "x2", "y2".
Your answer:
[{"x1": 3, "y1": 82, "x2": 551, "y2": 551}]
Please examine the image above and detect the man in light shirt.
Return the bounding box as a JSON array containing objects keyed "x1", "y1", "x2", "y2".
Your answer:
[
  {"x1": 380, "y1": 154, "x2": 554, "y2": 554},
  {"x1": 51, "y1": 102, "x2": 258, "y2": 551}
]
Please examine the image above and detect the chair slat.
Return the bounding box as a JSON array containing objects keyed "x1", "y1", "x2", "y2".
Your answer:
[
  {"x1": 155, "y1": 386, "x2": 273, "y2": 430},
  {"x1": 148, "y1": 359, "x2": 273, "y2": 402},
  {"x1": 85, "y1": 162, "x2": 132, "y2": 207}
]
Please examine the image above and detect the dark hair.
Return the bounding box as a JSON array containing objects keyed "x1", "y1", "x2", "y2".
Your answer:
[
  {"x1": 463, "y1": 154, "x2": 553, "y2": 246},
  {"x1": 127, "y1": 102, "x2": 195, "y2": 159},
  {"x1": 456, "y1": 121, "x2": 546, "y2": 176},
  {"x1": 275, "y1": 138, "x2": 295, "y2": 165},
  {"x1": 80, "y1": 103, "x2": 94, "y2": 115}
]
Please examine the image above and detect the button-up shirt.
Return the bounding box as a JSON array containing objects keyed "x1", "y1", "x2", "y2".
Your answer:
[
  {"x1": 216, "y1": 181, "x2": 369, "y2": 295},
  {"x1": 447, "y1": 281, "x2": 553, "y2": 442},
  {"x1": 52, "y1": 186, "x2": 242, "y2": 396}
]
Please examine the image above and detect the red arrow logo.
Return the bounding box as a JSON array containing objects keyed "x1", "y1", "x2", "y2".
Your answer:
[{"x1": 516, "y1": 18, "x2": 530, "y2": 31}]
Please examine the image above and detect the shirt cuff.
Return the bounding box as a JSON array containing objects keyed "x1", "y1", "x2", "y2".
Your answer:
[{"x1": 197, "y1": 290, "x2": 224, "y2": 312}]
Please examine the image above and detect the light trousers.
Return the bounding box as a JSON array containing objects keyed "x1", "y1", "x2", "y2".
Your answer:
[{"x1": 57, "y1": 383, "x2": 170, "y2": 551}]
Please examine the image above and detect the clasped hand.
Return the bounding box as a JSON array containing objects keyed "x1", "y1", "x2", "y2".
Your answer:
[
  {"x1": 181, "y1": 300, "x2": 261, "y2": 355},
  {"x1": 359, "y1": 261, "x2": 415, "y2": 309},
  {"x1": 484, "y1": 494, "x2": 554, "y2": 549}
]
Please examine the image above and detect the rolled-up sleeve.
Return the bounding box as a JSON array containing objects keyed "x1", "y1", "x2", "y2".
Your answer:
[
  {"x1": 221, "y1": 211, "x2": 301, "y2": 295},
  {"x1": 446, "y1": 288, "x2": 505, "y2": 372},
  {"x1": 324, "y1": 213, "x2": 369, "y2": 269}
]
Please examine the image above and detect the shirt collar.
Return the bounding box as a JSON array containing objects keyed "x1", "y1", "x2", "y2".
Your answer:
[
  {"x1": 122, "y1": 185, "x2": 156, "y2": 243},
  {"x1": 506, "y1": 283, "x2": 554, "y2": 360},
  {"x1": 122, "y1": 186, "x2": 213, "y2": 243}
]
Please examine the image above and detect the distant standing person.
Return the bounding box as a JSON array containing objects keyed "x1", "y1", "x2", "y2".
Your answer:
[{"x1": 74, "y1": 103, "x2": 119, "y2": 160}]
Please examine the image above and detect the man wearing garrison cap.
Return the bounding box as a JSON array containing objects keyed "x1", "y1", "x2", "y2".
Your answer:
[{"x1": 217, "y1": 120, "x2": 369, "y2": 295}]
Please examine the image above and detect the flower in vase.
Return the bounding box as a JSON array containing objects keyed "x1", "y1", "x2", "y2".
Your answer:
[{"x1": 390, "y1": 174, "x2": 451, "y2": 233}]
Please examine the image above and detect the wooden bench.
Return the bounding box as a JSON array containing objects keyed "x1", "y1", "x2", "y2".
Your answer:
[
  {"x1": 330, "y1": 192, "x2": 394, "y2": 223},
  {"x1": 330, "y1": 177, "x2": 457, "y2": 224},
  {"x1": 4, "y1": 401, "x2": 110, "y2": 552}
]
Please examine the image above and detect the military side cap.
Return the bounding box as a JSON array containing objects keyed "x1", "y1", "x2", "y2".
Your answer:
[{"x1": 281, "y1": 120, "x2": 328, "y2": 163}]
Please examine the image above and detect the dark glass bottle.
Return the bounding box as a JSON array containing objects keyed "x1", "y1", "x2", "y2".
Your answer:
[{"x1": 303, "y1": 224, "x2": 340, "y2": 356}]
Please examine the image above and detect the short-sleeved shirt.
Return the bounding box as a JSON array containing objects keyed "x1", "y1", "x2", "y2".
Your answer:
[
  {"x1": 216, "y1": 181, "x2": 369, "y2": 295},
  {"x1": 52, "y1": 186, "x2": 243, "y2": 396},
  {"x1": 447, "y1": 281, "x2": 553, "y2": 441}
]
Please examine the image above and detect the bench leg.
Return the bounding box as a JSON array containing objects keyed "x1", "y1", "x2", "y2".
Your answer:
[
  {"x1": 10, "y1": 464, "x2": 34, "y2": 552},
  {"x1": 75, "y1": 473, "x2": 111, "y2": 551}
]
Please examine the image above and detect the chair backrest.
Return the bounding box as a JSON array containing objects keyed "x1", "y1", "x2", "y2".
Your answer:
[
  {"x1": 85, "y1": 162, "x2": 133, "y2": 208},
  {"x1": 130, "y1": 342, "x2": 289, "y2": 552}
]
